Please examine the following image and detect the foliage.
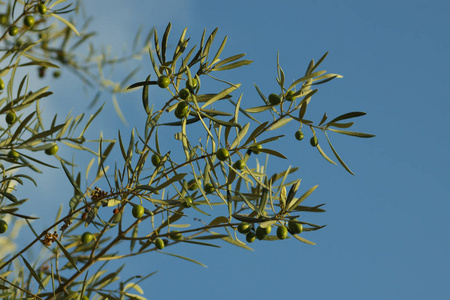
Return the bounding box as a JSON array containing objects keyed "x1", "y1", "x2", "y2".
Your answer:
[{"x1": 0, "y1": 0, "x2": 374, "y2": 299}]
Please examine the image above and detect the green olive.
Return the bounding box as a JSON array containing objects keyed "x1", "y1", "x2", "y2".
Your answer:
[
  {"x1": 45, "y1": 144, "x2": 58, "y2": 155},
  {"x1": 295, "y1": 130, "x2": 304, "y2": 141},
  {"x1": 288, "y1": 220, "x2": 303, "y2": 234},
  {"x1": 237, "y1": 222, "x2": 252, "y2": 234},
  {"x1": 157, "y1": 76, "x2": 170, "y2": 88},
  {"x1": 310, "y1": 136, "x2": 318, "y2": 147},
  {"x1": 268, "y1": 93, "x2": 281, "y2": 105},
  {"x1": 277, "y1": 226, "x2": 288, "y2": 240},
  {"x1": 5, "y1": 111, "x2": 17, "y2": 125},
  {"x1": 8, "y1": 26, "x2": 18, "y2": 36},
  {"x1": 0, "y1": 220, "x2": 8, "y2": 234},
  {"x1": 216, "y1": 148, "x2": 229, "y2": 161},
  {"x1": 132, "y1": 205, "x2": 144, "y2": 218},
  {"x1": 7, "y1": 150, "x2": 19, "y2": 162},
  {"x1": 204, "y1": 183, "x2": 215, "y2": 194},
  {"x1": 24, "y1": 16, "x2": 35, "y2": 27},
  {"x1": 285, "y1": 90, "x2": 297, "y2": 101},
  {"x1": 37, "y1": 3, "x2": 47, "y2": 15},
  {"x1": 250, "y1": 144, "x2": 262, "y2": 155},
  {"x1": 179, "y1": 88, "x2": 190, "y2": 100},
  {"x1": 81, "y1": 232, "x2": 94, "y2": 244},
  {"x1": 187, "y1": 179, "x2": 199, "y2": 191},
  {"x1": 151, "y1": 154, "x2": 161, "y2": 166},
  {"x1": 233, "y1": 159, "x2": 246, "y2": 170},
  {"x1": 155, "y1": 238, "x2": 165, "y2": 250},
  {"x1": 246, "y1": 232, "x2": 256, "y2": 243}
]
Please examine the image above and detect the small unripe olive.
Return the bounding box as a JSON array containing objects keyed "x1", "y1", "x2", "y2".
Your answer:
[
  {"x1": 81, "y1": 232, "x2": 93, "y2": 244},
  {"x1": 277, "y1": 226, "x2": 288, "y2": 240},
  {"x1": 295, "y1": 130, "x2": 304, "y2": 141},
  {"x1": 237, "y1": 222, "x2": 252, "y2": 234},
  {"x1": 204, "y1": 183, "x2": 215, "y2": 194},
  {"x1": 186, "y1": 78, "x2": 197, "y2": 92},
  {"x1": 285, "y1": 90, "x2": 297, "y2": 101},
  {"x1": 288, "y1": 220, "x2": 303, "y2": 234},
  {"x1": 179, "y1": 88, "x2": 190, "y2": 100},
  {"x1": 151, "y1": 154, "x2": 161, "y2": 166},
  {"x1": 157, "y1": 76, "x2": 170, "y2": 88},
  {"x1": 169, "y1": 230, "x2": 183, "y2": 240},
  {"x1": 246, "y1": 232, "x2": 256, "y2": 243},
  {"x1": 155, "y1": 238, "x2": 165, "y2": 250},
  {"x1": 8, "y1": 26, "x2": 18, "y2": 36},
  {"x1": 0, "y1": 220, "x2": 8, "y2": 234},
  {"x1": 233, "y1": 159, "x2": 246, "y2": 170},
  {"x1": 8, "y1": 150, "x2": 19, "y2": 162},
  {"x1": 187, "y1": 179, "x2": 199, "y2": 191},
  {"x1": 45, "y1": 144, "x2": 58, "y2": 155},
  {"x1": 24, "y1": 15, "x2": 35, "y2": 27},
  {"x1": 268, "y1": 93, "x2": 281, "y2": 105},
  {"x1": 183, "y1": 196, "x2": 193, "y2": 208},
  {"x1": 37, "y1": 3, "x2": 47, "y2": 15},
  {"x1": 0, "y1": 78, "x2": 5, "y2": 90},
  {"x1": 216, "y1": 148, "x2": 229, "y2": 161},
  {"x1": 132, "y1": 205, "x2": 144, "y2": 218},
  {"x1": 310, "y1": 136, "x2": 318, "y2": 147},
  {"x1": 250, "y1": 144, "x2": 262, "y2": 155},
  {"x1": 5, "y1": 111, "x2": 17, "y2": 125}
]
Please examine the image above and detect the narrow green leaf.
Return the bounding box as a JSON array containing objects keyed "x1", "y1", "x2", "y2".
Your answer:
[
  {"x1": 317, "y1": 144, "x2": 337, "y2": 165},
  {"x1": 287, "y1": 185, "x2": 318, "y2": 212},
  {"x1": 245, "y1": 105, "x2": 273, "y2": 113},
  {"x1": 201, "y1": 84, "x2": 240, "y2": 108},
  {"x1": 50, "y1": 13, "x2": 80, "y2": 36},
  {"x1": 212, "y1": 59, "x2": 253, "y2": 71},
  {"x1": 157, "y1": 251, "x2": 207, "y2": 267},
  {"x1": 61, "y1": 161, "x2": 84, "y2": 196},
  {"x1": 142, "y1": 75, "x2": 151, "y2": 114},
  {"x1": 155, "y1": 173, "x2": 187, "y2": 190},
  {"x1": 292, "y1": 234, "x2": 316, "y2": 245},
  {"x1": 257, "y1": 148, "x2": 287, "y2": 159},
  {"x1": 213, "y1": 53, "x2": 245, "y2": 68},
  {"x1": 54, "y1": 239, "x2": 80, "y2": 272},
  {"x1": 268, "y1": 117, "x2": 293, "y2": 130},
  {"x1": 324, "y1": 132, "x2": 355, "y2": 175},
  {"x1": 21, "y1": 255, "x2": 45, "y2": 290},
  {"x1": 327, "y1": 111, "x2": 367, "y2": 124},
  {"x1": 328, "y1": 128, "x2": 375, "y2": 138}
]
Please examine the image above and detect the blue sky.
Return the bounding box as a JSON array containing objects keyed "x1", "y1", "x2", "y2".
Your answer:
[{"x1": 13, "y1": 0, "x2": 450, "y2": 299}]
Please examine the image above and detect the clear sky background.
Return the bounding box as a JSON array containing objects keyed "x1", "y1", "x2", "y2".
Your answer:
[{"x1": 13, "y1": 0, "x2": 449, "y2": 299}]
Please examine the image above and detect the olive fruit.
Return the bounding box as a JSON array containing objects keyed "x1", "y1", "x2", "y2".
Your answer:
[
  {"x1": 255, "y1": 226, "x2": 267, "y2": 240},
  {"x1": 81, "y1": 232, "x2": 93, "y2": 244},
  {"x1": 285, "y1": 90, "x2": 297, "y2": 101},
  {"x1": 113, "y1": 208, "x2": 119, "y2": 215},
  {"x1": 186, "y1": 78, "x2": 197, "y2": 92},
  {"x1": 0, "y1": 78, "x2": 5, "y2": 90},
  {"x1": 5, "y1": 111, "x2": 17, "y2": 125},
  {"x1": 37, "y1": 3, "x2": 47, "y2": 15},
  {"x1": 277, "y1": 226, "x2": 288, "y2": 240},
  {"x1": 53, "y1": 70, "x2": 61, "y2": 78},
  {"x1": 246, "y1": 232, "x2": 256, "y2": 243},
  {"x1": 310, "y1": 136, "x2": 318, "y2": 147},
  {"x1": 233, "y1": 159, "x2": 246, "y2": 170},
  {"x1": 204, "y1": 183, "x2": 214, "y2": 194},
  {"x1": 0, "y1": 15, "x2": 7, "y2": 26},
  {"x1": 250, "y1": 144, "x2": 262, "y2": 155},
  {"x1": 8, "y1": 26, "x2": 18, "y2": 36},
  {"x1": 82, "y1": 296, "x2": 89, "y2": 300},
  {"x1": 0, "y1": 220, "x2": 8, "y2": 234},
  {"x1": 24, "y1": 15, "x2": 35, "y2": 27},
  {"x1": 179, "y1": 88, "x2": 190, "y2": 100},
  {"x1": 151, "y1": 154, "x2": 161, "y2": 166},
  {"x1": 169, "y1": 230, "x2": 183, "y2": 240},
  {"x1": 155, "y1": 238, "x2": 165, "y2": 250},
  {"x1": 174, "y1": 101, "x2": 189, "y2": 119},
  {"x1": 237, "y1": 222, "x2": 252, "y2": 234},
  {"x1": 288, "y1": 220, "x2": 303, "y2": 234},
  {"x1": 45, "y1": 144, "x2": 58, "y2": 155},
  {"x1": 268, "y1": 93, "x2": 281, "y2": 105},
  {"x1": 132, "y1": 205, "x2": 144, "y2": 219},
  {"x1": 183, "y1": 196, "x2": 193, "y2": 208},
  {"x1": 157, "y1": 75, "x2": 170, "y2": 88},
  {"x1": 216, "y1": 148, "x2": 229, "y2": 161},
  {"x1": 295, "y1": 130, "x2": 304, "y2": 141},
  {"x1": 187, "y1": 179, "x2": 198, "y2": 191},
  {"x1": 7, "y1": 150, "x2": 19, "y2": 162}
]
